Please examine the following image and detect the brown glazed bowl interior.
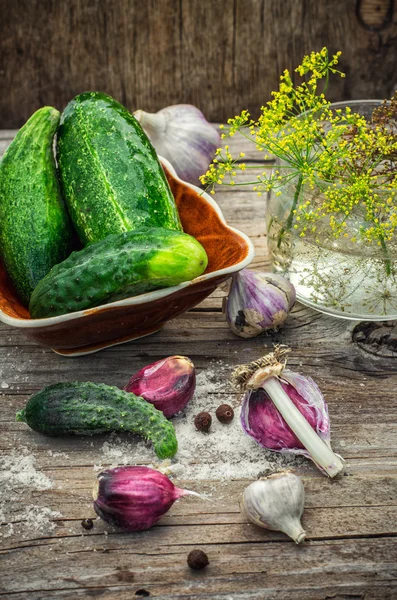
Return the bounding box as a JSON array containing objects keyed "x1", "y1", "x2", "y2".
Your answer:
[{"x1": 0, "y1": 158, "x2": 255, "y2": 355}]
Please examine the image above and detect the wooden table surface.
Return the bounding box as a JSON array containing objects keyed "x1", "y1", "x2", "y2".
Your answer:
[{"x1": 1, "y1": 129, "x2": 397, "y2": 600}]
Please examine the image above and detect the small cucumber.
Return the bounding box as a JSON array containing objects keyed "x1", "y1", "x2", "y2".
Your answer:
[
  {"x1": 57, "y1": 92, "x2": 182, "y2": 245},
  {"x1": 16, "y1": 382, "x2": 178, "y2": 460},
  {"x1": 29, "y1": 227, "x2": 208, "y2": 318},
  {"x1": 0, "y1": 107, "x2": 73, "y2": 305}
]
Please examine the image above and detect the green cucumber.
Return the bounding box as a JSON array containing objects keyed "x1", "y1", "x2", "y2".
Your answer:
[
  {"x1": 57, "y1": 92, "x2": 182, "y2": 245},
  {"x1": 16, "y1": 382, "x2": 177, "y2": 459},
  {"x1": 29, "y1": 227, "x2": 208, "y2": 318},
  {"x1": 0, "y1": 107, "x2": 73, "y2": 305}
]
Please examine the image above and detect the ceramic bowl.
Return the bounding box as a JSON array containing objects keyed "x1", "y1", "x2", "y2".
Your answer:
[{"x1": 0, "y1": 158, "x2": 255, "y2": 356}]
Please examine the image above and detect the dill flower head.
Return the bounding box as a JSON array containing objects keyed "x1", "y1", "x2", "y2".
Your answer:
[{"x1": 201, "y1": 48, "x2": 397, "y2": 249}]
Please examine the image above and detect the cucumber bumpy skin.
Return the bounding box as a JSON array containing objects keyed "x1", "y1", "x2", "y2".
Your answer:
[
  {"x1": 0, "y1": 107, "x2": 73, "y2": 305},
  {"x1": 57, "y1": 91, "x2": 182, "y2": 245},
  {"x1": 29, "y1": 227, "x2": 208, "y2": 318},
  {"x1": 16, "y1": 382, "x2": 178, "y2": 459}
]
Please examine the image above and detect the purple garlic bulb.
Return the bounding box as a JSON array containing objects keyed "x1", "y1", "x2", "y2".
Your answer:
[
  {"x1": 124, "y1": 356, "x2": 196, "y2": 418},
  {"x1": 134, "y1": 105, "x2": 220, "y2": 185},
  {"x1": 223, "y1": 270, "x2": 296, "y2": 338},
  {"x1": 93, "y1": 466, "x2": 198, "y2": 531},
  {"x1": 241, "y1": 370, "x2": 330, "y2": 454}
]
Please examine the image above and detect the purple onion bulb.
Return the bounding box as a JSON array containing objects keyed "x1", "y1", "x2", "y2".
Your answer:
[
  {"x1": 242, "y1": 372, "x2": 330, "y2": 451},
  {"x1": 224, "y1": 270, "x2": 296, "y2": 338},
  {"x1": 93, "y1": 466, "x2": 199, "y2": 531},
  {"x1": 124, "y1": 356, "x2": 196, "y2": 418},
  {"x1": 240, "y1": 367, "x2": 343, "y2": 477}
]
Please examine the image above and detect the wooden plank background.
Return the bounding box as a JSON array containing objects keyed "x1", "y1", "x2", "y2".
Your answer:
[{"x1": 1, "y1": 0, "x2": 397, "y2": 128}]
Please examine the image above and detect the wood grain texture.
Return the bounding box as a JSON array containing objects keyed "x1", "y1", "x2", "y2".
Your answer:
[
  {"x1": 1, "y1": 0, "x2": 397, "y2": 127},
  {"x1": 1, "y1": 130, "x2": 397, "y2": 598}
]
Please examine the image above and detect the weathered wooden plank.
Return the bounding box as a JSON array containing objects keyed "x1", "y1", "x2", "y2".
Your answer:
[
  {"x1": 3, "y1": 499, "x2": 397, "y2": 550},
  {"x1": 1, "y1": 537, "x2": 397, "y2": 598},
  {"x1": 1, "y1": 465, "x2": 397, "y2": 522},
  {"x1": 1, "y1": 0, "x2": 396, "y2": 127},
  {"x1": 0, "y1": 127, "x2": 266, "y2": 162},
  {"x1": 0, "y1": 140, "x2": 10, "y2": 155},
  {"x1": 0, "y1": 130, "x2": 18, "y2": 140},
  {"x1": 4, "y1": 585, "x2": 397, "y2": 600}
]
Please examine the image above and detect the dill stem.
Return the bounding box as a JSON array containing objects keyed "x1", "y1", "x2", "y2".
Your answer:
[
  {"x1": 277, "y1": 174, "x2": 303, "y2": 249},
  {"x1": 379, "y1": 234, "x2": 392, "y2": 277}
]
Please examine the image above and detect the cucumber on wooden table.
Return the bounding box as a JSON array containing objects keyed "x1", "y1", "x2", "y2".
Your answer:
[
  {"x1": 0, "y1": 107, "x2": 73, "y2": 305},
  {"x1": 57, "y1": 91, "x2": 182, "y2": 245},
  {"x1": 16, "y1": 382, "x2": 178, "y2": 459},
  {"x1": 29, "y1": 227, "x2": 208, "y2": 318}
]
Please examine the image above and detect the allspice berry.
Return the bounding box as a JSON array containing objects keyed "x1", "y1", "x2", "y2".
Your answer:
[
  {"x1": 81, "y1": 518, "x2": 94, "y2": 530},
  {"x1": 187, "y1": 549, "x2": 209, "y2": 570},
  {"x1": 216, "y1": 404, "x2": 234, "y2": 424},
  {"x1": 194, "y1": 411, "x2": 212, "y2": 432}
]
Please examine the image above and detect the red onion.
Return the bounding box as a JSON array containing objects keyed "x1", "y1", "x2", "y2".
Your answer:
[
  {"x1": 124, "y1": 356, "x2": 195, "y2": 418},
  {"x1": 93, "y1": 466, "x2": 200, "y2": 531},
  {"x1": 241, "y1": 370, "x2": 330, "y2": 452},
  {"x1": 234, "y1": 347, "x2": 343, "y2": 477}
]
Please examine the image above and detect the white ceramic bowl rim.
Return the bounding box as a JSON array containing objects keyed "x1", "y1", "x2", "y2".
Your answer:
[{"x1": 0, "y1": 157, "x2": 255, "y2": 329}]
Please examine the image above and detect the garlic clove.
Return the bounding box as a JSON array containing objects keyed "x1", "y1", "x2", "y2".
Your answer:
[
  {"x1": 224, "y1": 270, "x2": 296, "y2": 338},
  {"x1": 124, "y1": 355, "x2": 195, "y2": 418},
  {"x1": 134, "y1": 105, "x2": 220, "y2": 185},
  {"x1": 240, "y1": 472, "x2": 306, "y2": 544},
  {"x1": 93, "y1": 466, "x2": 200, "y2": 532}
]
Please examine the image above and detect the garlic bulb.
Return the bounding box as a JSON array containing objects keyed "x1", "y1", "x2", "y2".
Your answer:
[
  {"x1": 223, "y1": 270, "x2": 296, "y2": 338},
  {"x1": 134, "y1": 105, "x2": 220, "y2": 185},
  {"x1": 241, "y1": 472, "x2": 306, "y2": 543}
]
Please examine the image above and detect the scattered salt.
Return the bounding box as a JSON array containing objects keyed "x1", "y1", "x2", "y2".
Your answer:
[
  {"x1": 18, "y1": 506, "x2": 61, "y2": 534},
  {"x1": 0, "y1": 448, "x2": 53, "y2": 491},
  {"x1": 0, "y1": 448, "x2": 61, "y2": 539},
  {"x1": 96, "y1": 367, "x2": 301, "y2": 481},
  {"x1": 47, "y1": 450, "x2": 69, "y2": 459}
]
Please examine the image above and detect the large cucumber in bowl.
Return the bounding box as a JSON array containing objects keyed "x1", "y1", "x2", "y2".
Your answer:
[
  {"x1": 0, "y1": 107, "x2": 73, "y2": 305},
  {"x1": 56, "y1": 92, "x2": 182, "y2": 245},
  {"x1": 29, "y1": 227, "x2": 208, "y2": 318}
]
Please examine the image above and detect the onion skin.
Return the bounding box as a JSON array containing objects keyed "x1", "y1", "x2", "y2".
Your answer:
[
  {"x1": 93, "y1": 466, "x2": 191, "y2": 531},
  {"x1": 124, "y1": 356, "x2": 196, "y2": 418},
  {"x1": 224, "y1": 270, "x2": 296, "y2": 338},
  {"x1": 241, "y1": 369, "x2": 330, "y2": 457}
]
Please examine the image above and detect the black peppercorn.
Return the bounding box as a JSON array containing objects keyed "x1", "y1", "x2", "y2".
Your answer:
[
  {"x1": 194, "y1": 411, "x2": 212, "y2": 432},
  {"x1": 187, "y1": 549, "x2": 209, "y2": 570},
  {"x1": 215, "y1": 404, "x2": 234, "y2": 424},
  {"x1": 81, "y1": 518, "x2": 94, "y2": 530}
]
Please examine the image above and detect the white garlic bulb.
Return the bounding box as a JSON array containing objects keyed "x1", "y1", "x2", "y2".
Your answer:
[
  {"x1": 134, "y1": 105, "x2": 220, "y2": 185},
  {"x1": 240, "y1": 471, "x2": 306, "y2": 543}
]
